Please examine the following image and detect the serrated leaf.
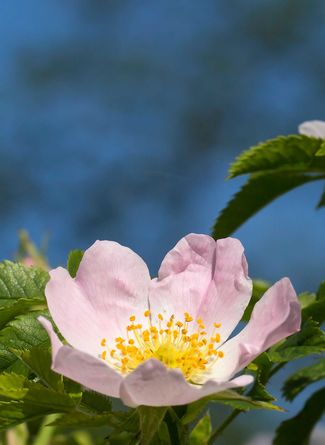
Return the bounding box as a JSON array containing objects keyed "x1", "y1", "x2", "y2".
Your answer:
[
  {"x1": 67, "y1": 250, "x2": 84, "y2": 278},
  {"x1": 138, "y1": 406, "x2": 167, "y2": 445},
  {"x1": 81, "y1": 390, "x2": 112, "y2": 414},
  {"x1": 189, "y1": 412, "x2": 211, "y2": 445},
  {"x1": 282, "y1": 358, "x2": 325, "y2": 401},
  {"x1": 268, "y1": 319, "x2": 325, "y2": 363},
  {"x1": 0, "y1": 261, "x2": 48, "y2": 307},
  {"x1": 248, "y1": 354, "x2": 275, "y2": 402},
  {"x1": 212, "y1": 173, "x2": 321, "y2": 239},
  {"x1": 14, "y1": 347, "x2": 64, "y2": 393},
  {"x1": 0, "y1": 311, "x2": 50, "y2": 372},
  {"x1": 273, "y1": 388, "x2": 325, "y2": 445},
  {"x1": 183, "y1": 389, "x2": 282, "y2": 425},
  {"x1": 48, "y1": 412, "x2": 120, "y2": 428},
  {"x1": 229, "y1": 135, "x2": 325, "y2": 178}
]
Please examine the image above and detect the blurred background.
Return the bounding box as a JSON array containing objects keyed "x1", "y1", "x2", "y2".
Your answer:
[{"x1": 0, "y1": 0, "x2": 324, "y2": 443}]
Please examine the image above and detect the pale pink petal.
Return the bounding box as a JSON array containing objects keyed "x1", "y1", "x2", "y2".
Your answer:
[
  {"x1": 38, "y1": 316, "x2": 122, "y2": 398},
  {"x1": 149, "y1": 234, "x2": 252, "y2": 341},
  {"x1": 299, "y1": 120, "x2": 325, "y2": 139},
  {"x1": 45, "y1": 241, "x2": 151, "y2": 355},
  {"x1": 76, "y1": 241, "x2": 151, "y2": 339},
  {"x1": 214, "y1": 278, "x2": 301, "y2": 381},
  {"x1": 119, "y1": 358, "x2": 253, "y2": 407},
  {"x1": 45, "y1": 267, "x2": 104, "y2": 356}
]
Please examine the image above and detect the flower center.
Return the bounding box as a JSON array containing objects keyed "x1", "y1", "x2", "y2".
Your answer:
[{"x1": 100, "y1": 311, "x2": 224, "y2": 383}]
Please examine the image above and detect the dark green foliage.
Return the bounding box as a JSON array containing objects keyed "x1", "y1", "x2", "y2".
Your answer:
[
  {"x1": 213, "y1": 135, "x2": 325, "y2": 239},
  {"x1": 268, "y1": 319, "x2": 325, "y2": 363},
  {"x1": 283, "y1": 359, "x2": 325, "y2": 401},
  {"x1": 273, "y1": 388, "x2": 325, "y2": 445},
  {"x1": 229, "y1": 135, "x2": 325, "y2": 178},
  {"x1": 212, "y1": 173, "x2": 322, "y2": 238},
  {"x1": 67, "y1": 249, "x2": 84, "y2": 277}
]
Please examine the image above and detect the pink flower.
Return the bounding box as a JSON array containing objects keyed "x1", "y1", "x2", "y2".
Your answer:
[
  {"x1": 38, "y1": 235, "x2": 301, "y2": 407},
  {"x1": 299, "y1": 120, "x2": 325, "y2": 138}
]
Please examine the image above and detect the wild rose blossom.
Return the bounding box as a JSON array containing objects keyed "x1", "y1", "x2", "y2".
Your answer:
[{"x1": 39, "y1": 234, "x2": 301, "y2": 407}]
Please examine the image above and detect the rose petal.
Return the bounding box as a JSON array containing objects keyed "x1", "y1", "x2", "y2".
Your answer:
[
  {"x1": 45, "y1": 240, "x2": 151, "y2": 355},
  {"x1": 38, "y1": 316, "x2": 122, "y2": 398},
  {"x1": 149, "y1": 234, "x2": 252, "y2": 341},
  {"x1": 214, "y1": 278, "x2": 301, "y2": 381},
  {"x1": 119, "y1": 358, "x2": 253, "y2": 407},
  {"x1": 299, "y1": 120, "x2": 325, "y2": 139}
]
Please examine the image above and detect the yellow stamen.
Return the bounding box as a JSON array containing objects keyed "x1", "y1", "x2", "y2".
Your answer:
[{"x1": 100, "y1": 312, "x2": 224, "y2": 383}]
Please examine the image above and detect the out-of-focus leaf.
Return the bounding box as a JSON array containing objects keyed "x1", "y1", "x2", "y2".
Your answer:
[
  {"x1": 316, "y1": 186, "x2": 325, "y2": 208},
  {"x1": 229, "y1": 135, "x2": 324, "y2": 178},
  {"x1": 273, "y1": 388, "x2": 325, "y2": 445},
  {"x1": 0, "y1": 311, "x2": 50, "y2": 372},
  {"x1": 282, "y1": 358, "x2": 325, "y2": 401},
  {"x1": 268, "y1": 319, "x2": 325, "y2": 363},
  {"x1": 138, "y1": 406, "x2": 167, "y2": 445},
  {"x1": 0, "y1": 373, "x2": 76, "y2": 430},
  {"x1": 67, "y1": 250, "x2": 84, "y2": 278},
  {"x1": 212, "y1": 173, "x2": 321, "y2": 239},
  {"x1": 189, "y1": 412, "x2": 211, "y2": 445},
  {"x1": 315, "y1": 141, "x2": 325, "y2": 156}
]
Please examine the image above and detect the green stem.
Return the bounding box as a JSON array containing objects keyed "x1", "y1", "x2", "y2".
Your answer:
[{"x1": 208, "y1": 409, "x2": 241, "y2": 444}]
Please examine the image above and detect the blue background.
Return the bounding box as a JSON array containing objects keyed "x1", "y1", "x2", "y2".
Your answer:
[{"x1": 0, "y1": 1, "x2": 324, "y2": 442}]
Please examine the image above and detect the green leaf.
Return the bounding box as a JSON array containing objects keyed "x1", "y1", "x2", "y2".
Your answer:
[
  {"x1": 0, "y1": 373, "x2": 76, "y2": 430},
  {"x1": 183, "y1": 389, "x2": 282, "y2": 425},
  {"x1": 67, "y1": 250, "x2": 84, "y2": 278},
  {"x1": 248, "y1": 354, "x2": 275, "y2": 402},
  {"x1": 49, "y1": 412, "x2": 121, "y2": 429},
  {"x1": 301, "y1": 291, "x2": 325, "y2": 325},
  {"x1": 0, "y1": 261, "x2": 48, "y2": 308},
  {"x1": 138, "y1": 406, "x2": 168, "y2": 445},
  {"x1": 283, "y1": 358, "x2": 325, "y2": 401},
  {"x1": 14, "y1": 347, "x2": 64, "y2": 393},
  {"x1": 0, "y1": 311, "x2": 50, "y2": 372},
  {"x1": 229, "y1": 135, "x2": 325, "y2": 178},
  {"x1": 189, "y1": 412, "x2": 211, "y2": 445},
  {"x1": 268, "y1": 319, "x2": 325, "y2": 363},
  {"x1": 242, "y1": 280, "x2": 270, "y2": 322},
  {"x1": 273, "y1": 388, "x2": 325, "y2": 445},
  {"x1": 315, "y1": 141, "x2": 325, "y2": 156},
  {"x1": 212, "y1": 173, "x2": 321, "y2": 239},
  {"x1": 80, "y1": 390, "x2": 112, "y2": 414}
]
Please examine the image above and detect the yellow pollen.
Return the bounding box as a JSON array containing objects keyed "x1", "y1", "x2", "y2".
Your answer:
[
  {"x1": 214, "y1": 322, "x2": 222, "y2": 328},
  {"x1": 100, "y1": 312, "x2": 224, "y2": 383}
]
